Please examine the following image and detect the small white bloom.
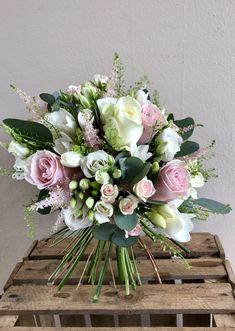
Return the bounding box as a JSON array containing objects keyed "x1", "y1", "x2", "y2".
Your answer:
[
  {"x1": 190, "y1": 173, "x2": 205, "y2": 199},
  {"x1": 101, "y1": 184, "x2": 119, "y2": 203},
  {"x1": 77, "y1": 109, "x2": 94, "y2": 129},
  {"x1": 67, "y1": 85, "x2": 81, "y2": 95},
  {"x1": 61, "y1": 151, "x2": 82, "y2": 168},
  {"x1": 136, "y1": 89, "x2": 149, "y2": 105},
  {"x1": 54, "y1": 133, "x2": 73, "y2": 155},
  {"x1": 94, "y1": 201, "x2": 113, "y2": 223},
  {"x1": 62, "y1": 206, "x2": 92, "y2": 231},
  {"x1": 80, "y1": 150, "x2": 114, "y2": 178},
  {"x1": 95, "y1": 170, "x2": 110, "y2": 184},
  {"x1": 156, "y1": 127, "x2": 183, "y2": 161},
  {"x1": 94, "y1": 74, "x2": 109, "y2": 84},
  {"x1": 45, "y1": 108, "x2": 77, "y2": 138},
  {"x1": 131, "y1": 145, "x2": 152, "y2": 161},
  {"x1": 8, "y1": 141, "x2": 30, "y2": 159},
  {"x1": 12, "y1": 158, "x2": 26, "y2": 180}
]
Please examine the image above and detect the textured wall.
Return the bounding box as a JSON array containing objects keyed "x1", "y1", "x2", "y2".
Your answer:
[{"x1": 0, "y1": 0, "x2": 234, "y2": 291}]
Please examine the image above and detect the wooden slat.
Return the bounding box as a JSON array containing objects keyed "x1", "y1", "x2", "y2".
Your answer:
[
  {"x1": 214, "y1": 314, "x2": 235, "y2": 327},
  {"x1": 0, "y1": 283, "x2": 234, "y2": 315},
  {"x1": 29, "y1": 233, "x2": 219, "y2": 260},
  {"x1": 12, "y1": 258, "x2": 227, "y2": 285},
  {"x1": 1, "y1": 327, "x2": 235, "y2": 330},
  {"x1": 0, "y1": 315, "x2": 18, "y2": 327},
  {"x1": 23, "y1": 240, "x2": 38, "y2": 261},
  {"x1": 224, "y1": 260, "x2": 235, "y2": 288},
  {"x1": 3, "y1": 262, "x2": 22, "y2": 292},
  {"x1": 215, "y1": 235, "x2": 226, "y2": 259}
]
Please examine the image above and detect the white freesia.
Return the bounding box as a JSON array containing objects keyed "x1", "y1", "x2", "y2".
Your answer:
[
  {"x1": 97, "y1": 96, "x2": 143, "y2": 151},
  {"x1": 94, "y1": 201, "x2": 113, "y2": 223},
  {"x1": 131, "y1": 144, "x2": 152, "y2": 161},
  {"x1": 77, "y1": 109, "x2": 94, "y2": 129},
  {"x1": 54, "y1": 133, "x2": 73, "y2": 155},
  {"x1": 8, "y1": 141, "x2": 30, "y2": 159},
  {"x1": 190, "y1": 173, "x2": 205, "y2": 199},
  {"x1": 149, "y1": 200, "x2": 195, "y2": 242},
  {"x1": 12, "y1": 158, "x2": 26, "y2": 180},
  {"x1": 156, "y1": 127, "x2": 183, "y2": 161},
  {"x1": 61, "y1": 151, "x2": 82, "y2": 168},
  {"x1": 45, "y1": 108, "x2": 77, "y2": 138},
  {"x1": 136, "y1": 89, "x2": 149, "y2": 105},
  {"x1": 80, "y1": 150, "x2": 114, "y2": 178},
  {"x1": 94, "y1": 74, "x2": 109, "y2": 84},
  {"x1": 62, "y1": 206, "x2": 92, "y2": 231}
]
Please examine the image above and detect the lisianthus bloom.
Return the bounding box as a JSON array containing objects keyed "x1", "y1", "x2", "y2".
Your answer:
[
  {"x1": 189, "y1": 172, "x2": 205, "y2": 199},
  {"x1": 8, "y1": 140, "x2": 30, "y2": 159},
  {"x1": 133, "y1": 176, "x2": 156, "y2": 202},
  {"x1": 101, "y1": 184, "x2": 119, "y2": 203},
  {"x1": 155, "y1": 127, "x2": 183, "y2": 161},
  {"x1": 53, "y1": 133, "x2": 73, "y2": 155},
  {"x1": 62, "y1": 205, "x2": 92, "y2": 231},
  {"x1": 61, "y1": 151, "x2": 82, "y2": 168},
  {"x1": 94, "y1": 200, "x2": 113, "y2": 223},
  {"x1": 119, "y1": 195, "x2": 138, "y2": 215},
  {"x1": 152, "y1": 160, "x2": 190, "y2": 202},
  {"x1": 80, "y1": 150, "x2": 114, "y2": 178},
  {"x1": 97, "y1": 96, "x2": 143, "y2": 151},
  {"x1": 147, "y1": 200, "x2": 195, "y2": 242},
  {"x1": 44, "y1": 108, "x2": 77, "y2": 138},
  {"x1": 24, "y1": 150, "x2": 73, "y2": 189},
  {"x1": 138, "y1": 101, "x2": 166, "y2": 144}
]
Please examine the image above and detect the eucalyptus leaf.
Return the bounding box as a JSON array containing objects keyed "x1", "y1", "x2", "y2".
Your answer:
[
  {"x1": 176, "y1": 141, "x2": 199, "y2": 157},
  {"x1": 131, "y1": 162, "x2": 151, "y2": 186},
  {"x1": 92, "y1": 223, "x2": 117, "y2": 241},
  {"x1": 114, "y1": 151, "x2": 130, "y2": 165},
  {"x1": 39, "y1": 93, "x2": 56, "y2": 106},
  {"x1": 194, "y1": 198, "x2": 232, "y2": 214},
  {"x1": 3, "y1": 119, "x2": 53, "y2": 144},
  {"x1": 174, "y1": 117, "x2": 195, "y2": 141},
  {"x1": 114, "y1": 209, "x2": 137, "y2": 231},
  {"x1": 119, "y1": 157, "x2": 144, "y2": 183},
  {"x1": 111, "y1": 229, "x2": 138, "y2": 247}
]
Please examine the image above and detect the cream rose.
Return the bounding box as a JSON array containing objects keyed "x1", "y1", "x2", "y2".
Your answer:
[
  {"x1": 101, "y1": 184, "x2": 118, "y2": 203},
  {"x1": 119, "y1": 195, "x2": 138, "y2": 215},
  {"x1": 133, "y1": 177, "x2": 156, "y2": 202}
]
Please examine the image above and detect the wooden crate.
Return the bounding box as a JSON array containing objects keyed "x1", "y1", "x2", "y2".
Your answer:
[{"x1": 0, "y1": 232, "x2": 235, "y2": 330}]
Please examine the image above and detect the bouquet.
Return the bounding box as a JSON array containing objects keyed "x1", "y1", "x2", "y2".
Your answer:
[{"x1": 1, "y1": 53, "x2": 231, "y2": 302}]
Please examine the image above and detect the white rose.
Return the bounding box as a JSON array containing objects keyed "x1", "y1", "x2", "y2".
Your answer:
[
  {"x1": 61, "y1": 151, "x2": 82, "y2": 168},
  {"x1": 156, "y1": 127, "x2": 183, "y2": 161},
  {"x1": 80, "y1": 150, "x2": 114, "y2": 178},
  {"x1": 45, "y1": 108, "x2": 77, "y2": 138},
  {"x1": 62, "y1": 206, "x2": 92, "y2": 231},
  {"x1": 94, "y1": 201, "x2": 113, "y2": 223},
  {"x1": 190, "y1": 173, "x2": 205, "y2": 199},
  {"x1": 97, "y1": 96, "x2": 143, "y2": 151},
  {"x1": 77, "y1": 109, "x2": 94, "y2": 129},
  {"x1": 54, "y1": 133, "x2": 73, "y2": 155},
  {"x1": 101, "y1": 184, "x2": 119, "y2": 203},
  {"x1": 8, "y1": 141, "x2": 30, "y2": 159}
]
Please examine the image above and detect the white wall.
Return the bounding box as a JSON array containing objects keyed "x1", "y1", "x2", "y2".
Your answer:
[{"x1": 0, "y1": 0, "x2": 234, "y2": 291}]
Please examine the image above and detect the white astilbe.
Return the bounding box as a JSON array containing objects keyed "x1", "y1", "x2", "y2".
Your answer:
[{"x1": 51, "y1": 212, "x2": 65, "y2": 233}]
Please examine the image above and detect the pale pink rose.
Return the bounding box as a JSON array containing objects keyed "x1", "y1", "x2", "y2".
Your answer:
[
  {"x1": 119, "y1": 195, "x2": 138, "y2": 215},
  {"x1": 138, "y1": 101, "x2": 165, "y2": 144},
  {"x1": 151, "y1": 160, "x2": 190, "y2": 202},
  {"x1": 133, "y1": 177, "x2": 156, "y2": 202},
  {"x1": 25, "y1": 150, "x2": 74, "y2": 190},
  {"x1": 128, "y1": 224, "x2": 142, "y2": 237},
  {"x1": 101, "y1": 184, "x2": 119, "y2": 203}
]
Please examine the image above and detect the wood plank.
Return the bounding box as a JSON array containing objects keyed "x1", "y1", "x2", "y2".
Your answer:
[
  {"x1": 1, "y1": 327, "x2": 235, "y2": 330},
  {"x1": 224, "y1": 260, "x2": 235, "y2": 288},
  {"x1": 214, "y1": 314, "x2": 235, "y2": 327},
  {"x1": 215, "y1": 235, "x2": 226, "y2": 259},
  {"x1": 23, "y1": 240, "x2": 38, "y2": 261},
  {"x1": 29, "y1": 233, "x2": 219, "y2": 260},
  {"x1": 3, "y1": 262, "x2": 22, "y2": 292},
  {"x1": 13, "y1": 258, "x2": 227, "y2": 285},
  {"x1": 0, "y1": 315, "x2": 18, "y2": 327},
  {"x1": 0, "y1": 283, "x2": 234, "y2": 315}
]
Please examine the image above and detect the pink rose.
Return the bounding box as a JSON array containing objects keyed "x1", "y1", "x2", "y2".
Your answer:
[
  {"x1": 138, "y1": 101, "x2": 165, "y2": 144},
  {"x1": 101, "y1": 184, "x2": 119, "y2": 203},
  {"x1": 25, "y1": 150, "x2": 74, "y2": 189},
  {"x1": 128, "y1": 224, "x2": 142, "y2": 237},
  {"x1": 119, "y1": 195, "x2": 138, "y2": 215},
  {"x1": 133, "y1": 177, "x2": 156, "y2": 202},
  {"x1": 151, "y1": 160, "x2": 190, "y2": 202}
]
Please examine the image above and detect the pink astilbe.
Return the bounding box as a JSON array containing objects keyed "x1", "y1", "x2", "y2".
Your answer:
[
  {"x1": 178, "y1": 146, "x2": 211, "y2": 164},
  {"x1": 83, "y1": 120, "x2": 102, "y2": 150},
  {"x1": 32, "y1": 185, "x2": 71, "y2": 212}
]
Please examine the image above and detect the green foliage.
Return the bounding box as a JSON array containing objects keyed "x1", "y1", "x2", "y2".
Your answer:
[
  {"x1": 174, "y1": 117, "x2": 195, "y2": 141},
  {"x1": 24, "y1": 206, "x2": 35, "y2": 238},
  {"x1": 114, "y1": 209, "x2": 137, "y2": 231},
  {"x1": 118, "y1": 156, "x2": 151, "y2": 186},
  {"x1": 194, "y1": 198, "x2": 232, "y2": 214},
  {"x1": 92, "y1": 223, "x2": 116, "y2": 240},
  {"x1": 176, "y1": 141, "x2": 199, "y2": 157},
  {"x1": 111, "y1": 229, "x2": 138, "y2": 247},
  {"x1": 39, "y1": 93, "x2": 56, "y2": 106}
]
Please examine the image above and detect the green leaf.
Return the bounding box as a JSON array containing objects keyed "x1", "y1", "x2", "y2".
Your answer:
[
  {"x1": 167, "y1": 113, "x2": 174, "y2": 121},
  {"x1": 131, "y1": 162, "x2": 152, "y2": 186},
  {"x1": 114, "y1": 209, "x2": 137, "y2": 231},
  {"x1": 37, "y1": 189, "x2": 51, "y2": 215},
  {"x1": 176, "y1": 141, "x2": 199, "y2": 157},
  {"x1": 119, "y1": 157, "x2": 145, "y2": 183},
  {"x1": 39, "y1": 93, "x2": 56, "y2": 106},
  {"x1": 92, "y1": 223, "x2": 117, "y2": 241},
  {"x1": 174, "y1": 117, "x2": 195, "y2": 141},
  {"x1": 114, "y1": 151, "x2": 130, "y2": 165},
  {"x1": 3, "y1": 119, "x2": 53, "y2": 144},
  {"x1": 148, "y1": 200, "x2": 167, "y2": 206},
  {"x1": 194, "y1": 198, "x2": 232, "y2": 214},
  {"x1": 111, "y1": 229, "x2": 138, "y2": 247}
]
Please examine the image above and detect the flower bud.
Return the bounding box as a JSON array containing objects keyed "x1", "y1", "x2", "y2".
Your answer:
[
  {"x1": 88, "y1": 210, "x2": 94, "y2": 221},
  {"x1": 76, "y1": 208, "x2": 83, "y2": 218},
  {"x1": 70, "y1": 197, "x2": 77, "y2": 208},
  {"x1": 85, "y1": 197, "x2": 95, "y2": 209},
  {"x1": 79, "y1": 178, "x2": 90, "y2": 191},
  {"x1": 90, "y1": 181, "x2": 101, "y2": 189},
  {"x1": 69, "y1": 180, "x2": 78, "y2": 191},
  {"x1": 77, "y1": 93, "x2": 91, "y2": 108},
  {"x1": 150, "y1": 162, "x2": 160, "y2": 175},
  {"x1": 95, "y1": 170, "x2": 110, "y2": 184},
  {"x1": 78, "y1": 192, "x2": 84, "y2": 200},
  {"x1": 147, "y1": 211, "x2": 166, "y2": 229},
  {"x1": 112, "y1": 168, "x2": 122, "y2": 179}
]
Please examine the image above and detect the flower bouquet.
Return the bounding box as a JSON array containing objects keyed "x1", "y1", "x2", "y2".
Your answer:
[{"x1": 1, "y1": 54, "x2": 231, "y2": 302}]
